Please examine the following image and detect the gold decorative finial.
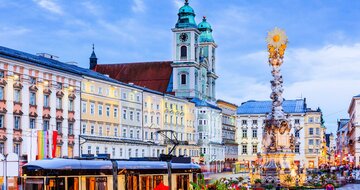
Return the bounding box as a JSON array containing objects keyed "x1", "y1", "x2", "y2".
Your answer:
[{"x1": 267, "y1": 27, "x2": 288, "y2": 60}]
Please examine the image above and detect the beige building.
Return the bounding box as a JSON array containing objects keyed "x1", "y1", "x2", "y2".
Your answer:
[{"x1": 304, "y1": 109, "x2": 326, "y2": 168}]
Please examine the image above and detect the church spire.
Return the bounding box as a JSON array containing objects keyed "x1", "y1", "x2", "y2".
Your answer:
[{"x1": 89, "y1": 44, "x2": 98, "y2": 70}]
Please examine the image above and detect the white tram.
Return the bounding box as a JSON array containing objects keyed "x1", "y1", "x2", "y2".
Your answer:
[{"x1": 21, "y1": 157, "x2": 202, "y2": 190}]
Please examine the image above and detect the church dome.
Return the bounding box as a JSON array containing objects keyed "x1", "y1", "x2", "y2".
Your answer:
[
  {"x1": 175, "y1": 0, "x2": 197, "y2": 28},
  {"x1": 198, "y1": 17, "x2": 214, "y2": 43},
  {"x1": 198, "y1": 16, "x2": 212, "y2": 32}
]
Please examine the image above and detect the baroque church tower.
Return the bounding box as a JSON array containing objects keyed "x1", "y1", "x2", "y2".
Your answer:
[{"x1": 171, "y1": 0, "x2": 217, "y2": 102}]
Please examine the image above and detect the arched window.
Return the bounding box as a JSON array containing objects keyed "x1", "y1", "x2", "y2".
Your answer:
[
  {"x1": 180, "y1": 46, "x2": 187, "y2": 60},
  {"x1": 181, "y1": 74, "x2": 187, "y2": 85}
]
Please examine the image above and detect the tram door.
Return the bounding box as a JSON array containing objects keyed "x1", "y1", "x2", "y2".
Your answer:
[
  {"x1": 23, "y1": 178, "x2": 45, "y2": 190},
  {"x1": 176, "y1": 175, "x2": 189, "y2": 190},
  {"x1": 85, "y1": 177, "x2": 107, "y2": 190}
]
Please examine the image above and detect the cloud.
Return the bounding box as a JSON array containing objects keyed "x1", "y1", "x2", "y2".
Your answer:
[
  {"x1": 0, "y1": 26, "x2": 31, "y2": 36},
  {"x1": 33, "y1": 0, "x2": 63, "y2": 15},
  {"x1": 173, "y1": 0, "x2": 183, "y2": 9},
  {"x1": 82, "y1": 1, "x2": 102, "y2": 17},
  {"x1": 132, "y1": 0, "x2": 146, "y2": 13},
  {"x1": 217, "y1": 43, "x2": 360, "y2": 133}
]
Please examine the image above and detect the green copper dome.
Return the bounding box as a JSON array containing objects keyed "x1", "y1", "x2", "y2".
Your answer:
[
  {"x1": 175, "y1": 0, "x2": 197, "y2": 28},
  {"x1": 198, "y1": 17, "x2": 214, "y2": 42}
]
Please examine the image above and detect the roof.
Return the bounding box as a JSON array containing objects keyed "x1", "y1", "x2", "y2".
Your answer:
[
  {"x1": 237, "y1": 99, "x2": 306, "y2": 115},
  {"x1": 0, "y1": 46, "x2": 127, "y2": 86},
  {"x1": 190, "y1": 98, "x2": 222, "y2": 111},
  {"x1": 95, "y1": 61, "x2": 173, "y2": 94}
]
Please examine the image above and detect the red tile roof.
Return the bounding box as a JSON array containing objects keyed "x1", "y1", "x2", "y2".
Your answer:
[{"x1": 94, "y1": 61, "x2": 173, "y2": 93}]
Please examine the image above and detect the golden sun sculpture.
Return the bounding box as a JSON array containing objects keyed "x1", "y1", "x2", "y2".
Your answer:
[{"x1": 267, "y1": 27, "x2": 288, "y2": 60}]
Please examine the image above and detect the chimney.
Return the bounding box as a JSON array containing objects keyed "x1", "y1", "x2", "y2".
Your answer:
[{"x1": 37, "y1": 53, "x2": 59, "y2": 60}]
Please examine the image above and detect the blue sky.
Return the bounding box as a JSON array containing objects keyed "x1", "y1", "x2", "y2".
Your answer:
[{"x1": 1, "y1": 0, "x2": 360, "y2": 133}]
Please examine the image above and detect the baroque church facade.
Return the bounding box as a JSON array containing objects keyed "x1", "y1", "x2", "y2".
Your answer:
[{"x1": 92, "y1": 1, "x2": 225, "y2": 171}]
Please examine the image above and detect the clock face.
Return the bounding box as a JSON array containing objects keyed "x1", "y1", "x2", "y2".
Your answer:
[{"x1": 179, "y1": 33, "x2": 188, "y2": 42}]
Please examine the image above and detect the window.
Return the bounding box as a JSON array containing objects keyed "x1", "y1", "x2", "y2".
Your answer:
[
  {"x1": 44, "y1": 94, "x2": 50, "y2": 107},
  {"x1": 120, "y1": 148, "x2": 123, "y2": 157},
  {"x1": 82, "y1": 124, "x2": 86, "y2": 134},
  {"x1": 157, "y1": 104, "x2": 160, "y2": 110},
  {"x1": 252, "y1": 145, "x2": 257, "y2": 154},
  {"x1": 105, "y1": 88, "x2": 109, "y2": 96},
  {"x1": 145, "y1": 115, "x2": 148, "y2": 123},
  {"x1": 56, "y1": 97, "x2": 62, "y2": 109},
  {"x1": 106, "y1": 106, "x2": 110, "y2": 117},
  {"x1": 295, "y1": 131, "x2": 300, "y2": 138},
  {"x1": 308, "y1": 117, "x2": 314, "y2": 123},
  {"x1": 57, "y1": 122, "x2": 62, "y2": 133},
  {"x1": 90, "y1": 85, "x2": 95, "y2": 93},
  {"x1": 112, "y1": 148, "x2": 115, "y2": 157},
  {"x1": 180, "y1": 46, "x2": 187, "y2": 59},
  {"x1": 309, "y1": 149, "x2": 313, "y2": 153},
  {"x1": 156, "y1": 116, "x2": 159, "y2": 124},
  {"x1": 309, "y1": 128, "x2": 314, "y2": 135},
  {"x1": 90, "y1": 103, "x2": 95, "y2": 115},
  {"x1": 96, "y1": 147, "x2": 99, "y2": 155},
  {"x1": 151, "y1": 116, "x2": 154, "y2": 123},
  {"x1": 242, "y1": 120, "x2": 247, "y2": 125},
  {"x1": 98, "y1": 87, "x2": 102, "y2": 95},
  {"x1": 242, "y1": 145, "x2": 247, "y2": 154},
  {"x1": 99, "y1": 126, "x2": 103, "y2": 136},
  {"x1": 181, "y1": 74, "x2": 186, "y2": 85},
  {"x1": 242, "y1": 129, "x2": 247, "y2": 138},
  {"x1": 43, "y1": 120, "x2": 49, "y2": 131},
  {"x1": 87, "y1": 146, "x2": 92, "y2": 154},
  {"x1": 136, "y1": 112, "x2": 140, "y2": 121},
  {"x1": 142, "y1": 149, "x2": 145, "y2": 157},
  {"x1": 82, "y1": 101, "x2": 87, "y2": 113},
  {"x1": 14, "y1": 116, "x2": 21, "y2": 129},
  {"x1": 123, "y1": 110, "x2": 127, "y2": 119},
  {"x1": 252, "y1": 120, "x2": 257, "y2": 125},
  {"x1": 14, "y1": 89, "x2": 21, "y2": 102},
  {"x1": 56, "y1": 82, "x2": 63, "y2": 90},
  {"x1": 91, "y1": 126, "x2": 95, "y2": 135},
  {"x1": 128, "y1": 148, "x2": 132, "y2": 158},
  {"x1": 122, "y1": 92, "x2": 127, "y2": 99},
  {"x1": 30, "y1": 77, "x2": 36, "y2": 85},
  {"x1": 130, "y1": 130, "x2": 133, "y2": 138},
  {"x1": 104, "y1": 147, "x2": 108, "y2": 154},
  {"x1": 123, "y1": 129, "x2": 127, "y2": 138},
  {"x1": 106, "y1": 126, "x2": 110, "y2": 136},
  {"x1": 309, "y1": 139, "x2": 314, "y2": 145},
  {"x1": 136, "y1": 95, "x2": 140, "y2": 102},
  {"x1": 135, "y1": 149, "x2": 138, "y2": 157},
  {"x1": 316, "y1": 128, "x2": 320, "y2": 135},
  {"x1": 81, "y1": 83, "x2": 86, "y2": 91},
  {"x1": 295, "y1": 145, "x2": 300, "y2": 153},
  {"x1": 114, "y1": 89, "x2": 118, "y2": 97},
  {"x1": 14, "y1": 143, "x2": 20, "y2": 155},
  {"x1": 136, "y1": 130, "x2": 140, "y2": 139},
  {"x1": 30, "y1": 118, "x2": 35, "y2": 129},
  {"x1": 295, "y1": 119, "x2": 300, "y2": 124},
  {"x1": 114, "y1": 108, "x2": 118, "y2": 117},
  {"x1": 68, "y1": 99, "x2": 74, "y2": 111},
  {"x1": 252, "y1": 129, "x2": 257, "y2": 138},
  {"x1": 30, "y1": 92, "x2": 36, "y2": 105},
  {"x1": 145, "y1": 131, "x2": 148, "y2": 139},
  {"x1": 68, "y1": 123, "x2": 73, "y2": 135},
  {"x1": 0, "y1": 142, "x2": 4, "y2": 155},
  {"x1": 130, "y1": 111, "x2": 134, "y2": 120},
  {"x1": 98, "y1": 105, "x2": 103, "y2": 116},
  {"x1": 0, "y1": 86, "x2": 4, "y2": 100},
  {"x1": 316, "y1": 139, "x2": 320, "y2": 145},
  {"x1": 114, "y1": 127, "x2": 118, "y2": 137}
]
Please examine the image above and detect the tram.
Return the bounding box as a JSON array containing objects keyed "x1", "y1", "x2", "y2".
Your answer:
[{"x1": 21, "y1": 156, "x2": 202, "y2": 190}]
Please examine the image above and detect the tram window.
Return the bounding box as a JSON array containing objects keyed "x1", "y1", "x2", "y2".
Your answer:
[
  {"x1": 46, "y1": 178, "x2": 65, "y2": 190},
  {"x1": 140, "y1": 176, "x2": 152, "y2": 190},
  {"x1": 176, "y1": 175, "x2": 189, "y2": 190},
  {"x1": 153, "y1": 175, "x2": 164, "y2": 189},
  {"x1": 24, "y1": 178, "x2": 44, "y2": 190},
  {"x1": 126, "y1": 174, "x2": 139, "y2": 190},
  {"x1": 86, "y1": 177, "x2": 107, "y2": 190},
  {"x1": 68, "y1": 177, "x2": 79, "y2": 190}
]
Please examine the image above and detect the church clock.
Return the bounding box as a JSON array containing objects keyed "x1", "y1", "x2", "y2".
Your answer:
[{"x1": 179, "y1": 33, "x2": 188, "y2": 42}]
